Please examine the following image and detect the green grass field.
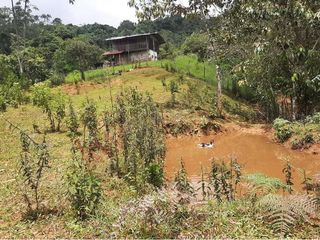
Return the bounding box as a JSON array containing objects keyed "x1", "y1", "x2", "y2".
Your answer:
[{"x1": 65, "y1": 54, "x2": 217, "y2": 86}]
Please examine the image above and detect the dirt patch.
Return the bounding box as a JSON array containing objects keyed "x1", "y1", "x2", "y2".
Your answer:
[
  {"x1": 62, "y1": 82, "x2": 107, "y2": 95},
  {"x1": 304, "y1": 144, "x2": 320, "y2": 155},
  {"x1": 62, "y1": 78, "x2": 123, "y2": 95}
]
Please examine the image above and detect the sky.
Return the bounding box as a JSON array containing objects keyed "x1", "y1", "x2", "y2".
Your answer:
[{"x1": 0, "y1": 0, "x2": 137, "y2": 27}]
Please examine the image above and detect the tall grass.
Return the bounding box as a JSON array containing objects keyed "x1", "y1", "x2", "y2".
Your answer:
[
  {"x1": 65, "y1": 55, "x2": 217, "y2": 85},
  {"x1": 152, "y1": 55, "x2": 217, "y2": 85}
]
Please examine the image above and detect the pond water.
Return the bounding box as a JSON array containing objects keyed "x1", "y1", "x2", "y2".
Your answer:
[{"x1": 165, "y1": 132, "x2": 320, "y2": 189}]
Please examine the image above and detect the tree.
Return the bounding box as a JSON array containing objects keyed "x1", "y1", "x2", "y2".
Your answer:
[
  {"x1": 118, "y1": 20, "x2": 136, "y2": 36},
  {"x1": 129, "y1": 0, "x2": 320, "y2": 120},
  {"x1": 182, "y1": 32, "x2": 209, "y2": 61},
  {"x1": 63, "y1": 39, "x2": 103, "y2": 81},
  {"x1": 223, "y1": 1, "x2": 320, "y2": 120},
  {"x1": 128, "y1": 0, "x2": 231, "y2": 117}
]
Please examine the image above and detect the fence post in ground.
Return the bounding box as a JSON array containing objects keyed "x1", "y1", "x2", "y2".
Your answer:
[{"x1": 216, "y1": 65, "x2": 223, "y2": 116}]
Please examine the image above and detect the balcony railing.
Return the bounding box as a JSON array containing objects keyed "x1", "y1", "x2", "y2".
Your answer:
[{"x1": 114, "y1": 43, "x2": 148, "y2": 52}]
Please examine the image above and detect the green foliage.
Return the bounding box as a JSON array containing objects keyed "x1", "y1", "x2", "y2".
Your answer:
[
  {"x1": 31, "y1": 83, "x2": 66, "y2": 132},
  {"x1": 257, "y1": 194, "x2": 318, "y2": 237},
  {"x1": 174, "y1": 159, "x2": 194, "y2": 196},
  {"x1": 66, "y1": 101, "x2": 80, "y2": 138},
  {"x1": 66, "y1": 146, "x2": 102, "y2": 220},
  {"x1": 158, "y1": 55, "x2": 216, "y2": 85},
  {"x1": 182, "y1": 33, "x2": 209, "y2": 61},
  {"x1": 291, "y1": 132, "x2": 314, "y2": 150},
  {"x1": 306, "y1": 112, "x2": 320, "y2": 124},
  {"x1": 107, "y1": 88, "x2": 166, "y2": 190},
  {"x1": 0, "y1": 95, "x2": 6, "y2": 111},
  {"x1": 81, "y1": 99, "x2": 100, "y2": 158},
  {"x1": 18, "y1": 130, "x2": 50, "y2": 216},
  {"x1": 0, "y1": 54, "x2": 26, "y2": 110},
  {"x1": 18, "y1": 47, "x2": 50, "y2": 84},
  {"x1": 210, "y1": 157, "x2": 242, "y2": 202},
  {"x1": 283, "y1": 159, "x2": 294, "y2": 194},
  {"x1": 243, "y1": 173, "x2": 286, "y2": 197},
  {"x1": 169, "y1": 79, "x2": 179, "y2": 104},
  {"x1": 48, "y1": 72, "x2": 65, "y2": 86},
  {"x1": 182, "y1": 78, "x2": 216, "y2": 113},
  {"x1": 273, "y1": 118, "x2": 293, "y2": 143},
  {"x1": 62, "y1": 39, "x2": 103, "y2": 81}
]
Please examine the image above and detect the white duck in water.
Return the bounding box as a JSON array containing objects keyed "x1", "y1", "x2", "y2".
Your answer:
[{"x1": 198, "y1": 140, "x2": 214, "y2": 148}]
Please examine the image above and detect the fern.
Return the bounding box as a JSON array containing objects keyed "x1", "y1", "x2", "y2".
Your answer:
[
  {"x1": 243, "y1": 173, "x2": 286, "y2": 196},
  {"x1": 257, "y1": 194, "x2": 318, "y2": 236}
]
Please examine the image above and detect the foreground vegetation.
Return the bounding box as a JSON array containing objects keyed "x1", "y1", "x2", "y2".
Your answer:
[{"x1": 1, "y1": 67, "x2": 320, "y2": 238}]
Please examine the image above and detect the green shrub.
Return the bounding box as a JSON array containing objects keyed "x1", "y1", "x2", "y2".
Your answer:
[
  {"x1": 273, "y1": 118, "x2": 293, "y2": 142},
  {"x1": 0, "y1": 95, "x2": 6, "y2": 111},
  {"x1": 291, "y1": 132, "x2": 314, "y2": 150},
  {"x1": 169, "y1": 80, "x2": 179, "y2": 104},
  {"x1": 49, "y1": 72, "x2": 65, "y2": 86},
  {"x1": 307, "y1": 112, "x2": 320, "y2": 124},
  {"x1": 66, "y1": 101, "x2": 80, "y2": 138},
  {"x1": 303, "y1": 132, "x2": 314, "y2": 144},
  {"x1": 107, "y1": 89, "x2": 166, "y2": 191},
  {"x1": 31, "y1": 83, "x2": 66, "y2": 132},
  {"x1": 67, "y1": 152, "x2": 102, "y2": 220}
]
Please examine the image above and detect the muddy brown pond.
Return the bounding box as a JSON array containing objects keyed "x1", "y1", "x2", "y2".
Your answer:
[{"x1": 165, "y1": 132, "x2": 320, "y2": 189}]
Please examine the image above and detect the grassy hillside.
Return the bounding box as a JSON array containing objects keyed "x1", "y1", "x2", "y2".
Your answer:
[
  {"x1": 65, "y1": 55, "x2": 217, "y2": 86},
  {"x1": 1, "y1": 66, "x2": 318, "y2": 238}
]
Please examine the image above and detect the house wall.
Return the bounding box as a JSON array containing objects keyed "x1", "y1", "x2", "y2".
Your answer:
[
  {"x1": 112, "y1": 36, "x2": 160, "y2": 53},
  {"x1": 129, "y1": 50, "x2": 158, "y2": 62}
]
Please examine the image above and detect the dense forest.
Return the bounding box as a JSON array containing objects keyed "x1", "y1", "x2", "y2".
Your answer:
[{"x1": 1, "y1": 0, "x2": 320, "y2": 239}]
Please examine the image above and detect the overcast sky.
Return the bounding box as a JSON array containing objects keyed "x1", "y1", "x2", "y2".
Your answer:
[{"x1": 0, "y1": 0, "x2": 137, "y2": 27}]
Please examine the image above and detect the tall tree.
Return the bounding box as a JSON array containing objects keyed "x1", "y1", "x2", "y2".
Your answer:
[{"x1": 63, "y1": 39, "x2": 103, "y2": 81}]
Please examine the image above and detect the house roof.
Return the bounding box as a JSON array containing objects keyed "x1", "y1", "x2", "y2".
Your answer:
[{"x1": 106, "y1": 32, "x2": 165, "y2": 44}]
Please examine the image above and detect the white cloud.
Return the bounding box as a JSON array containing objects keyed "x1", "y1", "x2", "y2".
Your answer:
[{"x1": 0, "y1": 0, "x2": 137, "y2": 27}]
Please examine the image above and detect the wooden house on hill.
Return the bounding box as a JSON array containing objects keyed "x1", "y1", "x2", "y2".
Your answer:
[{"x1": 103, "y1": 32, "x2": 165, "y2": 65}]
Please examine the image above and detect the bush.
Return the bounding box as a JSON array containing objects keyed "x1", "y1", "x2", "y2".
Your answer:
[
  {"x1": 0, "y1": 95, "x2": 6, "y2": 111},
  {"x1": 273, "y1": 118, "x2": 293, "y2": 142},
  {"x1": 31, "y1": 83, "x2": 66, "y2": 132},
  {"x1": 307, "y1": 112, "x2": 320, "y2": 124},
  {"x1": 291, "y1": 132, "x2": 314, "y2": 150},
  {"x1": 49, "y1": 72, "x2": 65, "y2": 86},
  {"x1": 109, "y1": 89, "x2": 166, "y2": 190},
  {"x1": 67, "y1": 153, "x2": 102, "y2": 220}
]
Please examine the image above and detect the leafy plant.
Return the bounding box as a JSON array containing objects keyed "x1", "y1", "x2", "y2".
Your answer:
[
  {"x1": 31, "y1": 83, "x2": 66, "y2": 132},
  {"x1": 197, "y1": 165, "x2": 211, "y2": 201},
  {"x1": 243, "y1": 173, "x2": 286, "y2": 198},
  {"x1": 66, "y1": 101, "x2": 80, "y2": 138},
  {"x1": 81, "y1": 99, "x2": 100, "y2": 161},
  {"x1": 174, "y1": 159, "x2": 194, "y2": 203},
  {"x1": 210, "y1": 157, "x2": 242, "y2": 202},
  {"x1": 273, "y1": 118, "x2": 293, "y2": 143},
  {"x1": 66, "y1": 144, "x2": 102, "y2": 220},
  {"x1": 169, "y1": 79, "x2": 179, "y2": 104},
  {"x1": 19, "y1": 131, "x2": 50, "y2": 216},
  {"x1": 283, "y1": 159, "x2": 294, "y2": 194},
  {"x1": 257, "y1": 194, "x2": 318, "y2": 237},
  {"x1": 105, "y1": 88, "x2": 165, "y2": 190}
]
